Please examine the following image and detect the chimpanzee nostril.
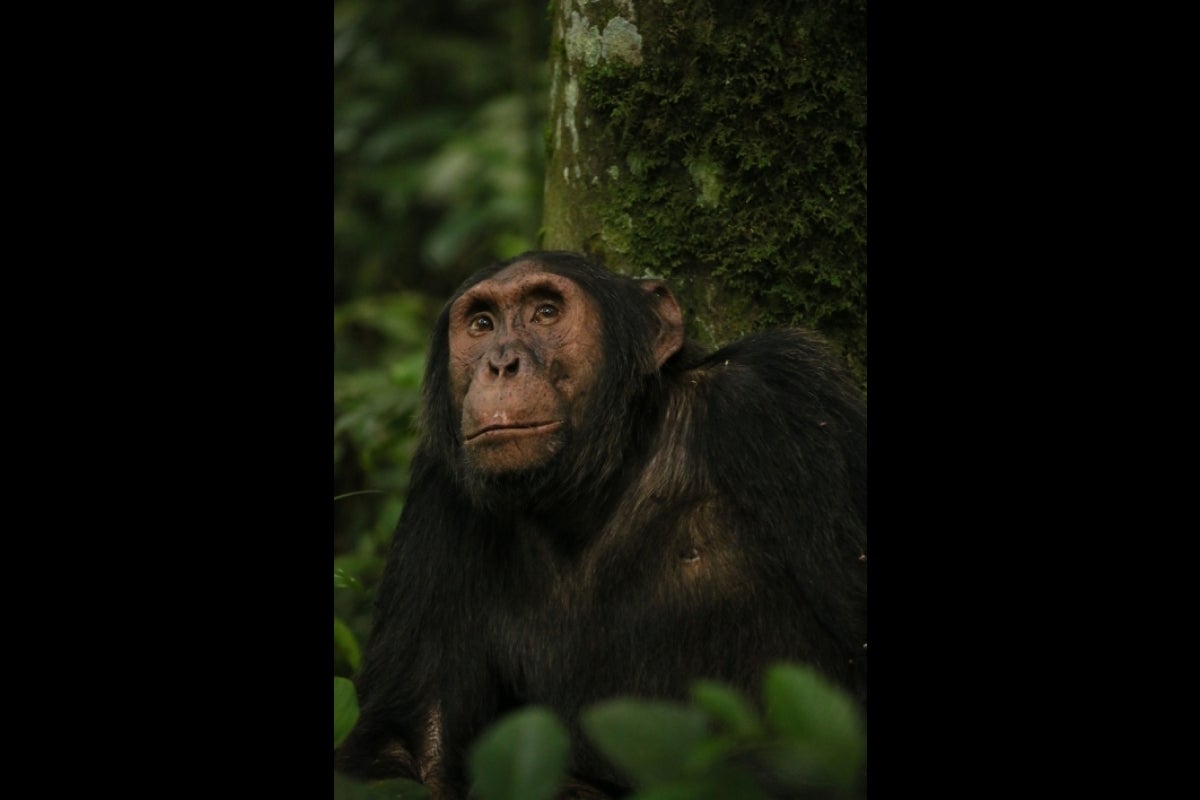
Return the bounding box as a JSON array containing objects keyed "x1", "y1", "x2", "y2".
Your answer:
[{"x1": 487, "y1": 351, "x2": 520, "y2": 377}]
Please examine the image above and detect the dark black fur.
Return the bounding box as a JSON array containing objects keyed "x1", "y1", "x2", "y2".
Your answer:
[{"x1": 337, "y1": 251, "x2": 867, "y2": 797}]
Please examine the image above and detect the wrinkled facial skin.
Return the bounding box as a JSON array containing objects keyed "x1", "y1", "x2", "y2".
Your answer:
[{"x1": 448, "y1": 261, "x2": 604, "y2": 475}]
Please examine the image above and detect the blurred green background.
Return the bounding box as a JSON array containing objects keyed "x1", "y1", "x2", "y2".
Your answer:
[{"x1": 333, "y1": 0, "x2": 552, "y2": 671}]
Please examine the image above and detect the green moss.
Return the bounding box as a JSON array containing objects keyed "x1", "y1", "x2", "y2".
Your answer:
[
  {"x1": 544, "y1": 0, "x2": 866, "y2": 389},
  {"x1": 686, "y1": 155, "x2": 723, "y2": 209},
  {"x1": 571, "y1": 0, "x2": 865, "y2": 388}
]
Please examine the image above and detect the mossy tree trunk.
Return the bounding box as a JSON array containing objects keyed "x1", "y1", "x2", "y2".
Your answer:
[{"x1": 542, "y1": 0, "x2": 867, "y2": 389}]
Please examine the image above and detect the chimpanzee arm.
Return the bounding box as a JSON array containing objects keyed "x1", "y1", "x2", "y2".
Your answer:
[{"x1": 336, "y1": 447, "x2": 500, "y2": 789}]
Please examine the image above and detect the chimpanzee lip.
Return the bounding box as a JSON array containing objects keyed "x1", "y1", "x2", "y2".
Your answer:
[{"x1": 465, "y1": 421, "x2": 561, "y2": 443}]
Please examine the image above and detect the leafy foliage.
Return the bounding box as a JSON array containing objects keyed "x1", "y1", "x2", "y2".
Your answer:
[
  {"x1": 334, "y1": 616, "x2": 362, "y2": 672},
  {"x1": 460, "y1": 663, "x2": 866, "y2": 800},
  {"x1": 469, "y1": 708, "x2": 571, "y2": 800},
  {"x1": 334, "y1": 0, "x2": 549, "y2": 306},
  {"x1": 691, "y1": 679, "x2": 764, "y2": 739},
  {"x1": 763, "y1": 664, "x2": 866, "y2": 790},
  {"x1": 582, "y1": 701, "x2": 712, "y2": 788},
  {"x1": 333, "y1": 605, "x2": 864, "y2": 799}
]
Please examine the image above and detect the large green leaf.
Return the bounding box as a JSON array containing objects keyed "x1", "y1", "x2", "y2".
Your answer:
[
  {"x1": 691, "y1": 680, "x2": 762, "y2": 739},
  {"x1": 582, "y1": 700, "x2": 709, "y2": 787},
  {"x1": 334, "y1": 616, "x2": 362, "y2": 671},
  {"x1": 761, "y1": 663, "x2": 865, "y2": 789},
  {"x1": 334, "y1": 676, "x2": 361, "y2": 750},
  {"x1": 469, "y1": 706, "x2": 569, "y2": 800}
]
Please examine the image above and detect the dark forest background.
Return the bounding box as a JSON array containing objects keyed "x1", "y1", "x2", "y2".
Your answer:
[{"x1": 334, "y1": 0, "x2": 553, "y2": 659}]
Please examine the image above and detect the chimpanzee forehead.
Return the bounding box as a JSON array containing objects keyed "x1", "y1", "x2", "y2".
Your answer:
[
  {"x1": 453, "y1": 260, "x2": 585, "y2": 309},
  {"x1": 485, "y1": 259, "x2": 556, "y2": 285}
]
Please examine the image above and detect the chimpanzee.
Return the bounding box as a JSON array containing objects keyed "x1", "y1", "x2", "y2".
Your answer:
[{"x1": 336, "y1": 250, "x2": 867, "y2": 798}]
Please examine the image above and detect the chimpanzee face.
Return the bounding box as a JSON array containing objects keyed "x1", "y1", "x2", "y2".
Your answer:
[{"x1": 447, "y1": 260, "x2": 604, "y2": 475}]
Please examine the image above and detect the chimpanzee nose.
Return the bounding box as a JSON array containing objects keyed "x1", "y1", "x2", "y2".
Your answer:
[{"x1": 487, "y1": 349, "x2": 520, "y2": 378}]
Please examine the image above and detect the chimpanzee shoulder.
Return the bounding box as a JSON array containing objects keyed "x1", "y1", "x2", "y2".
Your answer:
[
  {"x1": 667, "y1": 327, "x2": 866, "y2": 463},
  {"x1": 659, "y1": 326, "x2": 867, "y2": 564}
]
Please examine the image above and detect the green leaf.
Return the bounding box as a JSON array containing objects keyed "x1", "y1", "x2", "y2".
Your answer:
[
  {"x1": 334, "y1": 676, "x2": 361, "y2": 750},
  {"x1": 581, "y1": 700, "x2": 710, "y2": 787},
  {"x1": 334, "y1": 616, "x2": 362, "y2": 671},
  {"x1": 335, "y1": 568, "x2": 366, "y2": 593},
  {"x1": 691, "y1": 680, "x2": 763, "y2": 739},
  {"x1": 762, "y1": 663, "x2": 865, "y2": 790},
  {"x1": 469, "y1": 707, "x2": 569, "y2": 800}
]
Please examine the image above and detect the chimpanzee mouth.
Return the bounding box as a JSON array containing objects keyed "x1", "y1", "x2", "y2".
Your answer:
[{"x1": 465, "y1": 421, "x2": 562, "y2": 443}]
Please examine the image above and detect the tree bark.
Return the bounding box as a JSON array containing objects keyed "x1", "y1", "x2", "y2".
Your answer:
[{"x1": 543, "y1": 0, "x2": 867, "y2": 388}]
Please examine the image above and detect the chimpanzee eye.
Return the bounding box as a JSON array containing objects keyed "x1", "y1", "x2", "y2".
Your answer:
[
  {"x1": 533, "y1": 304, "x2": 559, "y2": 323},
  {"x1": 469, "y1": 314, "x2": 494, "y2": 333}
]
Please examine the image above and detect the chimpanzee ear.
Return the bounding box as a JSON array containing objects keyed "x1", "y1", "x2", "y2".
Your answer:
[{"x1": 638, "y1": 279, "x2": 685, "y2": 368}]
